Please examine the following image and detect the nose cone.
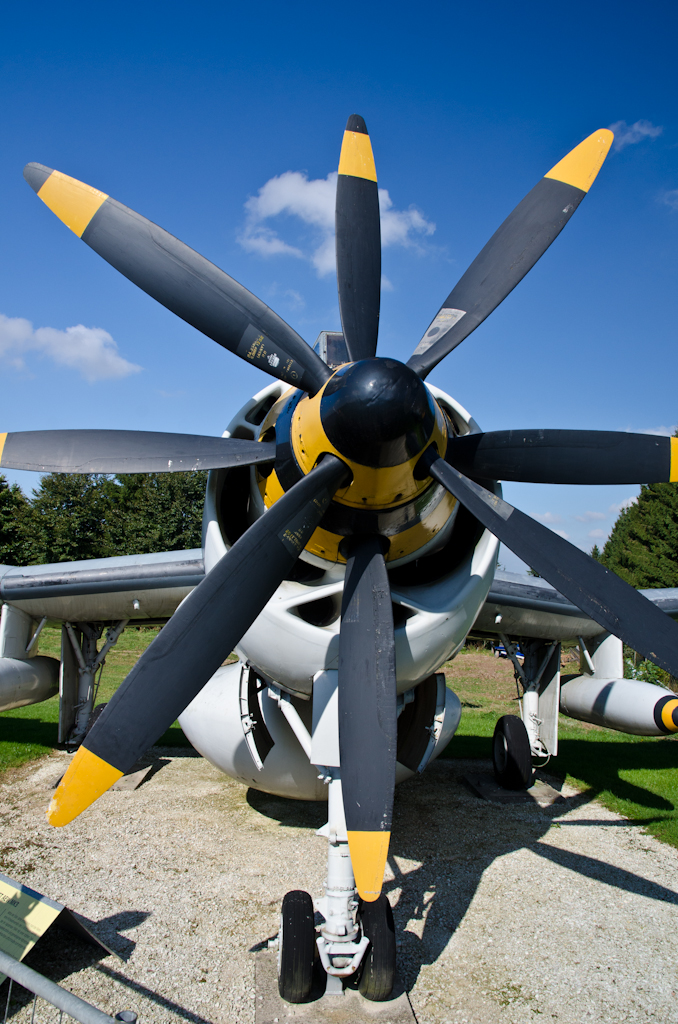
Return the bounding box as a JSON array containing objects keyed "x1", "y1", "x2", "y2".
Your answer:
[{"x1": 320, "y1": 358, "x2": 436, "y2": 467}]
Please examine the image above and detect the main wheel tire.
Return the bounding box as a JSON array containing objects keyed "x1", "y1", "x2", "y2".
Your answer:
[
  {"x1": 277, "y1": 890, "x2": 315, "y2": 1003},
  {"x1": 355, "y1": 895, "x2": 396, "y2": 1001},
  {"x1": 493, "y1": 714, "x2": 533, "y2": 790}
]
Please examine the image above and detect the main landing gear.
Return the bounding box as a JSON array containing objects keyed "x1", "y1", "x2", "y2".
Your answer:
[
  {"x1": 277, "y1": 773, "x2": 396, "y2": 1004},
  {"x1": 493, "y1": 635, "x2": 562, "y2": 790}
]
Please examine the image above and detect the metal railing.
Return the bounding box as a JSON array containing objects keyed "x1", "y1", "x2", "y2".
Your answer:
[{"x1": 0, "y1": 950, "x2": 137, "y2": 1024}]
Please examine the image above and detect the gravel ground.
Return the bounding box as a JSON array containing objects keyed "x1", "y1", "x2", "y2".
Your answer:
[{"x1": 0, "y1": 748, "x2": 676, "y2": 1024}]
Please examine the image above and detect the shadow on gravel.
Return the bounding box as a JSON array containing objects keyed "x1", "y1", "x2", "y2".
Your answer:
[
  {"x1": 246, "y1": 757, "x2": 678, "y2": 993},
  {"x1": 0, "y1": 916, "x2": 213, "y2": 1024}
]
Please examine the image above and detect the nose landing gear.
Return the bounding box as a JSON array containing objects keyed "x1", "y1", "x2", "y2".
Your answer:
[{"x1": 276, "y1": 774, "x2": 396, "y2": 1005}]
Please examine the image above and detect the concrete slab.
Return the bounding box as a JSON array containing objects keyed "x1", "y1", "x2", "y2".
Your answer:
[
  {"x1": 463, "y1": 772, "x2": 564, "y2": 806},
  {"x1": 254, "y1": 949, "x2": 416, "y2": 1023}
]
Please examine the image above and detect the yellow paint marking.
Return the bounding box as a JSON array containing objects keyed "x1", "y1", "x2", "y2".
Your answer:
[
  {"x1": 670, "y1": 437, "x2": 678, "y2": 482},
  {"x1": 347, "y1": 830, "x2": 390, "y2": 901},
  {"x1": 37, "y1": 170, "x2": 108, "y2": 238},
  {"x1": 544, "y1": 129, "x2": 614, "y2": 193},
  {"x1": 47, "y1": 745, "x2": 123, "y2": 826},
  {"x1": 0, "y1": 433, "x2": 6, "y2": 465},
  {"x1": 661, "y1": 699, "x2": 678, "y2": 733},
  {"x1": 338, "y1": 130, "x2": 377, "y2": 182}
]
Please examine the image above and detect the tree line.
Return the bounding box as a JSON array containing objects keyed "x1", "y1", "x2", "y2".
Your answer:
[
  {"x1": 0, "y1": 472, "x2": 207, "y2": 566},
  {"x1": 2, "y1": 457, "x2": 677, "y2": 587}
]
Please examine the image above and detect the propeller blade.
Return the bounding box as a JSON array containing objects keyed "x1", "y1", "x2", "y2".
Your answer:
[
  {"x1": 448, "y1": 430, "x2": 678, "y2": 485},
  {"x1": 339, "y1": 536, "x2": 396, "y2": 902},
  {"x1": 335, "y1": 115, "x2": 381, "y2": 362},
  {"x1": 23, "y1": 164, "x2": 332, "y2": 396},
  {"x1": 47, "y1": 454, "x2": 350, "y2": 827},
  {"x1": 407, "y1": 129, "x2": 614, "y2": 379},
  {"x1": 422, "y1": 449, "x2": 678, "y2": 677},
  {"x1": 0, "y1": 429, "x2": 275, "y2": 474}
]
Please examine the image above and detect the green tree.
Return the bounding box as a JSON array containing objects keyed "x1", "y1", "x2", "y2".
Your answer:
[
  {"x1": 28, "y1": 474, "x2": 119, "y2": 564},
  {"x1": 0, "y1": 475, "x2": 33, "y2": 566},
  {"x1": 111, "y1": 472, "x2": 207, "y2": 554},
  {"x1": 601, "y1": 482, "x2": 678, "y2": 589}
]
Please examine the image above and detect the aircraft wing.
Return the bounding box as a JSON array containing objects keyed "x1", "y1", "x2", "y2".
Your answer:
[
  {"x1": 472, "y1": 569, "x2": 678, "y2": 642},
  {"x1": 0, "y1": 549, "x2": 205, "y2": 623}
]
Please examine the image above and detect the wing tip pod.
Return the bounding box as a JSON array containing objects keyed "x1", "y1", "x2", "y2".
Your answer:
[
  {"x1": 347, "y1": 830, "x2": 391, "y2": 902},
  {"x1": 47, "y1": 745, "x2": 123, "y2": 827},
  {"x1": 24, "y1": 165, "x2": 108, "y2": 238},
  {"x1": 544, "y1": 128, "x2": 614, "y2": 193},
  {"x1": 339, "y1": 115, "x2": 377, "y2": 182}
]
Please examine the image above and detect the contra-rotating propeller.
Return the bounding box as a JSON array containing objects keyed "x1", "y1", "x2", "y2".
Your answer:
[{"x1": 31, "y1": 116, "x2": 678, "y2": 909}]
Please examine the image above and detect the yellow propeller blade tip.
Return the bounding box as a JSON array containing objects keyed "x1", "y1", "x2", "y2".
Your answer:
[
  {"x1": 544, "y1": 128, "x2": 614, "y2": 193},
  {"x1": 670, "y1": 437, "x2": 678, "y2": 483},
  {"x1": 29, "y1": 167, "x2": 108, "y2": 239},
  {"x1": 338, "y1": 115, "x2": 377, "y2": 182},
  {"x1": 347, "y1": 830, "x2": 391, "y2": 901},
  {"x1": 47, "y1": 745, "x2": 123, "y2": 827}
]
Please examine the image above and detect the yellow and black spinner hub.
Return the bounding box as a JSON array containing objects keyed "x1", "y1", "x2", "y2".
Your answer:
[{"x1": 257, "y1": 357, "x2": 455, "y2": 563}]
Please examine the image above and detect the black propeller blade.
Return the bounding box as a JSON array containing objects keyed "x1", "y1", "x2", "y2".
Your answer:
[
  {"x1": 422, "y1": 449, "x2": 678, "y2": 678},
  {"x1": 0, "y1": 429, "x2": 276, "y2": 474},
  {"x1": 407, "y1": 129, "x2": 613, "y2": 379},
  {"x1": 448, "y1": 429, "x2": 678, "y2": 485},
  {"x1": 335, "y1": 115, "x2": 381, "y2": 362},
  {"x1": 24, "y1": 164, "x2": 332, "y2": 396},
  {"x1": 339, "y1": 535, "x2": 396, "y2": 902},
  {"x1": 48, "y1": 454, "x2": 350, "y2": 826}
]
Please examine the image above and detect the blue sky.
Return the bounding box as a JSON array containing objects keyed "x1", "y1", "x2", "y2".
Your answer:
[{"x1": 1, "y1": 0, "x2": 676, "y2": 570}]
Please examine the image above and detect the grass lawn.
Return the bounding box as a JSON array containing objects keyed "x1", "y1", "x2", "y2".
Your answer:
[
  {"x1": 442, "y1": 648, "x2": 678, "y2": 849},
  {"x1": 2, "y1": 630, "x2": 678, "y2": 849},
  {"x1": 0, "y1": 624, "x2": 191, "y2": 775}
]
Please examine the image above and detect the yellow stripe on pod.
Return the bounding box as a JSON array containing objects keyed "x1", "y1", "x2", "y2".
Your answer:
[
  {"x1": 661, "y1": 698, "x2": 678, "y2": 733},
  {"x1": 37, "y1": 170, "x2": 108, "y2": 238},
  {"x1": 0, "y1": 433, "x2": 7, "y2": 465},
  {"x1": 347, "y1": 831, "x2": 391, "y2": 902},
  {"x1": 338, "y1": 131, "x2": 377, "y2": 182},
  {"x1": 670, "y1": 437, "x2": 678, "y2": 482},
  {"x1": 544, "y1": 129, "x2": 614, "y2": 194},
  {"x1": 47, "y1": 745, "x2": 123, "y2": 826}
]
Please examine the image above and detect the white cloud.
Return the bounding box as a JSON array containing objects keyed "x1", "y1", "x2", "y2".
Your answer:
[
  {"x1": 588, "y1": 528, "x2": 606, "y2": 540},
  {"x1": 553, "y1": 529, "x2": 570, "y2": 540},
  {"x1": 637, "y1": 424, "x2": 678, "y2": 436},
  {"x1": 662, "y1": 190, "x2": 678, "y2": 212},
  {"x1": 573, "y1": 510, "x2": 606, "y2": 523},
  {"x1": 532, "y1": 511, "x2": 561, "y2": 524},
  {"x1": 238, "y1": 170, "x2": 435, "y2": 278},
  {"x1": 608, "y1": 119, "x2": 663, "y2": 152},
  {"x1": 0, "y1": 314, "x2": 141, "y2": 383},
  {"x1": 609, "y1": 496, "x2": 638, "y2": 516}
]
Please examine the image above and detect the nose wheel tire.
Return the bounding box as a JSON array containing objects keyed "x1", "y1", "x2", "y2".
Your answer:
[
  {"x1": 492, "y1": 714, "x2": 533, "y2": 790},
  {"x1": 353, "y1": 894, "x2": 396, "y2": 1001},
  {"x1": 277, "y1": 890, "x2": 315, "y2": 1003}
]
